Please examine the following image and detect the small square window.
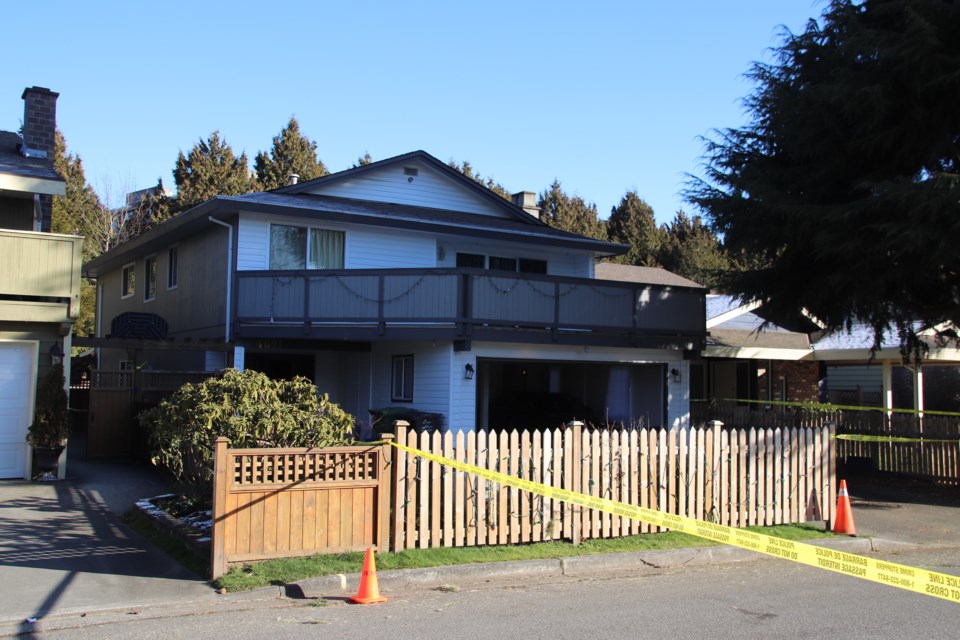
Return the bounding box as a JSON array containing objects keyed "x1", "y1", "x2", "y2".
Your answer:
[
  {"x1": 144, "y1": 255, "x2": 158, "y2": 302},
  {"x1": 392, "y1": 355, "x2": 414, "y2": 402},
  {"x1": 121, "y1": 263, "x2": 135, "y2": 299},
  {"x1": 167, "y1": 246, "x2": 179, "y2": 289}
]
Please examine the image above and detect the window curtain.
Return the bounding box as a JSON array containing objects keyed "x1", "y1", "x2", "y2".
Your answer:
[{"x1": 309, "y1": 229, "x2": 345, "y2": 269}]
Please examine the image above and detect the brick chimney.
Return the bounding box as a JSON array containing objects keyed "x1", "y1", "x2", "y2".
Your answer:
[
  {"x1": 21, "y1": 87, "x2": 59, "y2": 232},
  {"x1": 21, "y1": 87, "x2": 59, "y2": 157}
]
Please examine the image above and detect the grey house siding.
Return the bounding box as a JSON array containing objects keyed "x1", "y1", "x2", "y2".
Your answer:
[{"x1": 98, "y1": 228, "x2": 229, "y2": 341}]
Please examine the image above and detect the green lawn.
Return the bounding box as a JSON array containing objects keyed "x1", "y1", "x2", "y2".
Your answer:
[{"x1": 216, "y1": 523, "x2": 836, "y2": 592}]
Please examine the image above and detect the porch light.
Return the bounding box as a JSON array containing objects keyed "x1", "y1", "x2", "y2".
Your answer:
[
  {"x1": 670, "y1": 368, "x2": 681, "y2": 383},
  {"x1": 464, "y1": 363, "x2": 475, "y2": 380},
  {"x1": 49, "y1": 342, "x2": 64, "y2": 365}
]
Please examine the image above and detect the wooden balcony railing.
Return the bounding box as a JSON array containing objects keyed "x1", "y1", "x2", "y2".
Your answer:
[
  {"x1": 0, "y1": 229, "x2": 82, "y2": 320},
  {"x1": 234, "y1": 268, "x2": 706, "y2": 348}
]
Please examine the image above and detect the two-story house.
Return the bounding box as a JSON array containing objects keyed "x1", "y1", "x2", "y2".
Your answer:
[
  {"x1": 82, "y1": 151, "x2": 705, "y2": 438},
  {"x1": 0, "y1": 87, "x2": 82, "y2": 479}
]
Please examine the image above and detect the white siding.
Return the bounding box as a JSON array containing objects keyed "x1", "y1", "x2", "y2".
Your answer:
[
  {"x1": 370, "y1": 341, "x2": 451, "y2": 420},
  {"x1": 237, "y1": 214, "x2": 436, "y2": 270},
  {"x1": 305, "y1": 159, "x2": 508, "y2": 217},
  {"x1": 449, "y1": 349, "x2": 477, "y2": 431},
  {"x1": 349, "y1": 228, "x2": 435, "y2": 269},
  {"x1": 237, "y1": 216, "x2": 269, "y2": 270}
]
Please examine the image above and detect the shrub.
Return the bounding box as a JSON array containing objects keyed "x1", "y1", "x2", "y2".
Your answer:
[
  {"x1": 27, "y1": 362, "x2": 70, "y2": 449},
  {"x1": 139, "y1": 369, "x2": 354, "y2": 497}
]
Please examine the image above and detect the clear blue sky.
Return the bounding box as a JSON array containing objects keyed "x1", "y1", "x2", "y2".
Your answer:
[{"x1": 3, "y1": 1, "x2": 822, "y2": 224}]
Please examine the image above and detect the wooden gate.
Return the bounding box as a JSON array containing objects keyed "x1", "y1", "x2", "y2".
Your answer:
[
  {"x1": 87, "y1": 388, "x2": 136, "y2": 458},
  {"x1": 211, "y1": 436, "x2": 394, "y2": 579}
]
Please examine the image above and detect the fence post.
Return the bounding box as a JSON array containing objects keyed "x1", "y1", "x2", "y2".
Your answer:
[
  {"x1": 826, "y1": 421, "x2": 836, "y2": 528},
  {"x1": 211, "y1": 436, "x2": 229, "y2": 580},
  {"x1": 569, "y1": 420, "x2": 583, "y2": 545},
  {"x1": 392, "y1": 422, "x2": 409, "y2": 552},
  {"x1": 379, "y1": 433, "x2": 395, "y2": 552},
  {"x1": 703, "y1": 420, "x2": 723, "y2": 522},
  {"x1": 707, "y1": 420, "x2": 723, "y2": 523}
]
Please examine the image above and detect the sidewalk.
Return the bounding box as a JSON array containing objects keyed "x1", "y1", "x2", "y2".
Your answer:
[{"x1": 1, "y1": 459, "x2": 957, "y2": 632}]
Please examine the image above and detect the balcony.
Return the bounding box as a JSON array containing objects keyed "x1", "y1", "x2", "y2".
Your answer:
[
  {"x1": 235, "y1": 269, "x2": 706, "y2": 349},
  {"x1": 0, "y1": 229, "x2": 82, "y2": 323}
]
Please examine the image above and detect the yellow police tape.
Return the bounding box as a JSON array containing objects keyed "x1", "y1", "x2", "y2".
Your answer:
[{"x1": 389, "y1": 440, "x2": 960, "y2": 604}]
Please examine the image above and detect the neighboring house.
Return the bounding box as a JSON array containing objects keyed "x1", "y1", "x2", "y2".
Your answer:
[
  {"x1": 0, "y1": 87, "x2": 82, "y2": 479},
  {"x1": 692, "y1": 295, "x2": 960, "y2": 415},
  {"x1": 82, "y1": 151, "x2": 706, "y2": 435},
  {"x1": 691, "y1": 295, "x2": 822, "y2": 407}
]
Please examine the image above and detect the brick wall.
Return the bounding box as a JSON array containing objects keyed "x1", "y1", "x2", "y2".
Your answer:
[{"x1": 771, "y1": 360, "x2": 820, "y2": 403}]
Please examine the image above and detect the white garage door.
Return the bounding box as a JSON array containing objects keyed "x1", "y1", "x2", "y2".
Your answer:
[{"x1": 0, "y1": 343, "x2": 35, "y2": 479}]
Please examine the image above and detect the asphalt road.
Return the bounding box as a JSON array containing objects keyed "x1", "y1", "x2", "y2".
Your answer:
[{"x1": 15, "y1": 546, "x2": 959, "y2": 640}]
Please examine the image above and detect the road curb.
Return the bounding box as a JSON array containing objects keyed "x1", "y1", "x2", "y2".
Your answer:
[{"x1": 270, "y1": 536, "x2": 898, "y2": 600}]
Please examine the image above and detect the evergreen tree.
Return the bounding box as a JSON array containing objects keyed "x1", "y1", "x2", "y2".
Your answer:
[
  {"x1": 685, "y1": 0, "x2": 960, "y2": 360},
  {"x1": 254, "y1": 117, "x2": 328, "y2": 190},
  {"x1": 173, "y1": 131, "x2": 255, "y2": 209},
  {"x1": 51, "y1": 131, "x2": 102, "y2": 259},
  {"x1": 353, "y1": 152, "x2": 373, "y2": 168},
  {"x1": 448, "y1": 159, "x2": 511, "y2": 200},
  {"x1": 537, "y1": 180, "x2": 606, "y2": 240},
  {"x1": 606, "y1": 190, "x2": 661, "y2": 266},
  {"x1": 657, "y1": 211, "x2": 730, "y2": 289},
  {"x1": 51, "y1": 131, "x2": 103, "y2": 337}
]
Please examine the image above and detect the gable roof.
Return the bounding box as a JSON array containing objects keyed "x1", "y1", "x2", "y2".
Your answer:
[
  {"x1": 275, "y1": 150, "x2": 539, "y2": 223},
  {"x1": 84, "y1": 181, "x2": 629, "y2": 277},
  {"x1": 0, "y1": 130, "x2": 65, "y2": 196}
]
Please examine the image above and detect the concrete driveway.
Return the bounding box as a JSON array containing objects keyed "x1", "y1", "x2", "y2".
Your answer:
[{"x1": 0, "y1": 461, "x2": 216, "y2": 629}]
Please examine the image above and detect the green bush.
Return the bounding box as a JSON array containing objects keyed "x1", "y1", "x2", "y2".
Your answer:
[
  {"x1": 27, "y1": 362, "x2": 71, "y2": 449},
  {"x1": 139, "y1": 369, "x2": 354, "y2": 497}
]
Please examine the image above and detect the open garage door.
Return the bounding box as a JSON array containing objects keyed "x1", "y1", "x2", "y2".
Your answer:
[
  {"x1": 478, "y1": 359, "x2": 665, "y2": 430},
  {"x1": 0, "y1": 342, "x2": 36, "y2": 479}
]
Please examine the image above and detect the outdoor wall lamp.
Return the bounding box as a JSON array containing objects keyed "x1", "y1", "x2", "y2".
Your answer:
[
  {"x1": 464, "y1": 363, "x2": 475, "y2": 380},
  {"x1": 670, "y1": 368, "x2": 681, "y2": 383},
  {"x1": 49, "y1": 342, "x2": 64, "y2": 365}
]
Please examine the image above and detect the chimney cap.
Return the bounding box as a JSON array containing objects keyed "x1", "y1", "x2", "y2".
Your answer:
[
  {"x1": 287, "y1": 174, "x2": 300, "y2": 186},
  {"x1": 21, "y1": 86, "x2": 59, "y2": 99}
]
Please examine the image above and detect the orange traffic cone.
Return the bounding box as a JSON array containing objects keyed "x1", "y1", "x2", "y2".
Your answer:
[
  {"x1": 832, "y1": 479, "x2": 856, "y2": 535},
  {"x1": 350, "y1": 548, "x2": 387, "y2": 604}
]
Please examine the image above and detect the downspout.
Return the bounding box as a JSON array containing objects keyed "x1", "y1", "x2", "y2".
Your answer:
[{"x1": 208, "y1": 218, "x2": 234, "y2": 343}]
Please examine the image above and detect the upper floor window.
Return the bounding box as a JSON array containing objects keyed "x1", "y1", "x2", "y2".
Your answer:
[
  {"x1": 489, "y1": 256, "x2": 518, "y2": 272},
  {"x1": 121, "y1": 262, "x2": 135, "y2": 299},
  {"x1": 457, "y1": 252, "x2": 548, "y2": 275},
  {"x1": 456, "y1": 253, "x2": 486, "y2": 269},
  {"x1": 144, "y1": 255, "x2": 158, "y2": 302},
  {"x1": 167, "y1": 246, "x2": 179, "y2": 289},
  {"x1": 270, "y1": 224, "x2": 345, "y2": 270},
  {"x1": 518, "y1": 258, "x2": 548, "y2": 274}
]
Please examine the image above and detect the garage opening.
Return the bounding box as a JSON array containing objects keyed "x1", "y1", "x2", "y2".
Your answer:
[{"x1": 477, "y1": 359, "x2": 665, "y2": 430}]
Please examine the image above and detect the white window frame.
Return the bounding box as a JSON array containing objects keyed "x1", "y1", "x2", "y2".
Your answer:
[
  {"x1": 391, "y1": 354, "x2": 414, "y2": 403},
  {"x1": 121, "y1": 262, "x2": 135, "y2": 299},
  {"x1": 167, "y1": 245, "x2": 179, "y2": 290},
  {"x1": 268, "y1": 223, "x2": 345, "y2": 270},
  {"x1": 144, "y1": 255, "x2": 158, "y2": 302}
]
